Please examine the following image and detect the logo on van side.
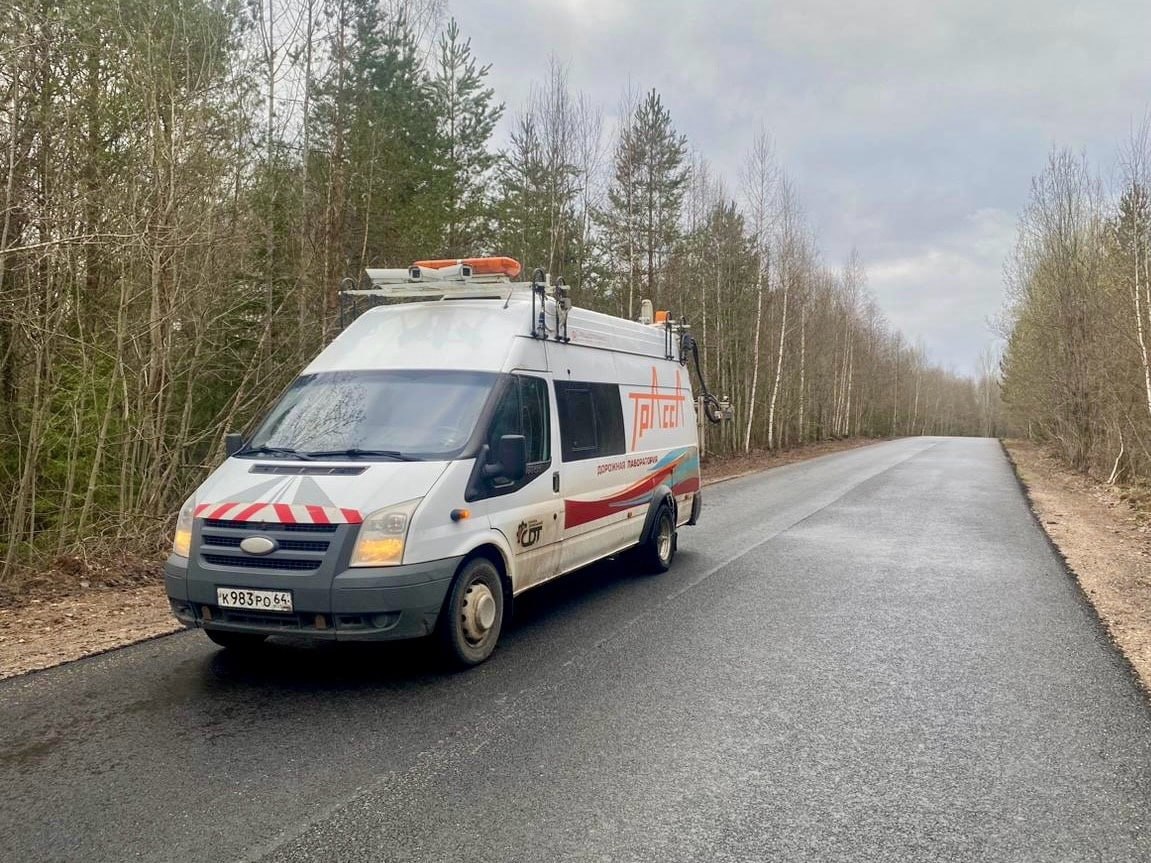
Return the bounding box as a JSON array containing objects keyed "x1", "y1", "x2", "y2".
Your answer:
[
  {"x1": 516, "y1": 519, "x2": 544, "y2": 548},
  {"x1": 629, "y1": 367, "x2": 687, "y2": 450}
]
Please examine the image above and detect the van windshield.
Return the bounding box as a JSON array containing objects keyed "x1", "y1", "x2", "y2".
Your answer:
[{"x1": 241, "y1": 370, "x2": 498, "y2": 461}]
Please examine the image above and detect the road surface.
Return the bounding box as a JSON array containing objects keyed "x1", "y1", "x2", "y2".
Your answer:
[{"x1": 2, "y1": 437, "x2": 1150, "y2": 862}]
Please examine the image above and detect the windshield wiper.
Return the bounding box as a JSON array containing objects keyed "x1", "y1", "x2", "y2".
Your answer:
[
  {"x1": 236, "y1": 445, "x2": 313, "y2": 460},
  {"x1": 302, "y1": 448, "x2": 421, "y2": 461}
]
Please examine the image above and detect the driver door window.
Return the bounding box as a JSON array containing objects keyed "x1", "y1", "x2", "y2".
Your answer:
[
  {"x1": 476, "y1": 374, "x2": 562, "y2": 586},
  {"x1": 481, "y1": 375, "x2": 551, "y2": 492}
]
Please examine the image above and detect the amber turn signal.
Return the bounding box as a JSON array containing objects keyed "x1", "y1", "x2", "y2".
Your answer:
[{"x1": 450, "y1": 509, "x2": 470, "y2": 522}]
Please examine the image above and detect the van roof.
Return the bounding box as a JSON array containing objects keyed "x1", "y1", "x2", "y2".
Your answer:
[{"x1": 306, "y1": 295, "x2": 680, "y2": 375}]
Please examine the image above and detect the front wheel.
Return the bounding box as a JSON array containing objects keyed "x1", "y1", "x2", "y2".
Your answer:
[
  {"x1": 204, "y1": 629, "x2": 268, "y2": 651},
  {"x1": 636, "y1": 503, "x2": 676, "y2": 574},
  {"x1": 437, "y1": 557, "x2": 505, "y2": 667}
]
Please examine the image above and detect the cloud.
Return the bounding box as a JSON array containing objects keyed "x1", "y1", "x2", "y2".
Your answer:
[
  {"x1": 864, "y1": 208, "x2": 1017, "y2": 373},
  {"x1": 448, "y1": 0, "x2": 1151, "y2": 373}
]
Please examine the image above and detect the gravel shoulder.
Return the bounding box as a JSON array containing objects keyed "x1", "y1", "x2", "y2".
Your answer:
[
  {"x1": 0, "y1": 588, "x2": 180, "y2": 680},
  {"x1": 1003, "y1": 438, "x2": 1151, "y2": 692},
  {"x1": 0, "y1": 437, "x2": 880, "y2": 680}
]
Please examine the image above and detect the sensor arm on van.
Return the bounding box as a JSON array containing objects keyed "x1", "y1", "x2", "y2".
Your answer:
[{"x1": 681, "y1": 332, "x2": 727, "y2": 424}]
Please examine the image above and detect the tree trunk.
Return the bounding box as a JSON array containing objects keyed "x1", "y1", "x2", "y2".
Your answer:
[
  {"x1": 767, "y1": 270, "x2": 788, "y2": 449},
  {"x1": 743, "y1": 262, "x2": 766, "y2": 452}
]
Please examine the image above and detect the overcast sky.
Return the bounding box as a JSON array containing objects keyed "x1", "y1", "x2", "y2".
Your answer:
[{"x1": 449, "y1": 0, "x2": 1151, "y2": 375}]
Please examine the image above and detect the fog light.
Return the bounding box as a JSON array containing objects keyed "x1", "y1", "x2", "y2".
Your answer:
[{"x1": 371, "y1": 612, "x2": 401, "y2": 630}]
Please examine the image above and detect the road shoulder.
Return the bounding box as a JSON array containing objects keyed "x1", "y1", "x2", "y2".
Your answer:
[
  {"x1": 0, "y1": 587, "x2": 180, "y2": 680},
  {"x1": 1003, "y1": 439, "x2": 1151, "y2": 693}
]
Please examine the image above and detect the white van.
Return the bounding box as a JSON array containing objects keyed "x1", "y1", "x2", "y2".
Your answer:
[{"x1": 165, "y1": 259, "x2": 706, "y2": 665}]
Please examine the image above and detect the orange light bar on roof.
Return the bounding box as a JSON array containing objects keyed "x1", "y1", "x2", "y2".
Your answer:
[
  {"x1": 413, "y1": 257, "x2": 522, "y2": 278},
  {"x1": 655, "y1": 310, "x2": 670, "y2": 323}
]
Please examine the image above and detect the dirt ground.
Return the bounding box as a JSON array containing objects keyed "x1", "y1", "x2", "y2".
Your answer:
[
  {"x1": 0, "y1": 588, "x2": 181, "y2": 680},
  {"x1": 1004, "y1": 440, "x2": 1151, "y2": 693},
  {"x1": 0, "y1": 437, "x2": 879, "y2": 680}
]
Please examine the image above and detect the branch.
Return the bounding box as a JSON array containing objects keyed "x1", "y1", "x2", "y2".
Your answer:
[{"x1": 0, "y1": 234, "x2": 140, "y2": 258}]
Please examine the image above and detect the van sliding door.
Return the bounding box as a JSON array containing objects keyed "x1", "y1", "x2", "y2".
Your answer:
[{"x1": 554, "y1": 380, "x2": 640, "y2": 573}]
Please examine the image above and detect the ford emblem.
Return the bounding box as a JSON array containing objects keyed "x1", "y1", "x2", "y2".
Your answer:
[{"x1": 240, "y1": 536, "x2": 277, "y2": 556}]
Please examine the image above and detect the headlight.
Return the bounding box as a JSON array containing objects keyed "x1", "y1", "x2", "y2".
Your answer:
[
  {"x1": 172, "y1": 498, "x2": 195, "y2": 558},
  {"x1": 350, "y1": 499, "x2": 421, "y2": 567}
]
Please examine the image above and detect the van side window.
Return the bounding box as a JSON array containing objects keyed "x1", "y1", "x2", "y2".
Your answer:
[
  {"x1": 488, "y1": 375, "x2": 550, "y2": 466},
  {"x1": 560, "y1": 387, "x2": 597, "y2": 455},
  {"x1": 555, "y1": 381, "x2": 626, "y2": 461},
  {"x1": 591, "y1": 385, "x2": 626, "y2": 456}
]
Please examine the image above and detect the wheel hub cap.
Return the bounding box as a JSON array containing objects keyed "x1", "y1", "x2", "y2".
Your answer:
[
  {"x1": 461, "y1": 582, "x2": 497, "y2": 644},
  {"x1": 658, "y1": 518, "x2": 673, "y2": 562}
]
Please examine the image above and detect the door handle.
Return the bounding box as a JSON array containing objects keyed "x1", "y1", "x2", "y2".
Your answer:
[{"x1": 552, "y1": 471, "x2": 560, "y2": 493}]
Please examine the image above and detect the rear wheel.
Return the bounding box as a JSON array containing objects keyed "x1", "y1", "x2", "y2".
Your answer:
[
  {"x1": 636, "y1": 503, "x2": 676, "y2": 574},
  {"x1": 204, "y1": 629, "x2": 268, "y2": 651},
  {"x1": 437, "y1": 556, "x2": 504, "y2": 667}
]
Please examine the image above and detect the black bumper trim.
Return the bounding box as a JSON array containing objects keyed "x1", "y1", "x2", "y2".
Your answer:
[{"x1": 165, "y1": 554, "x2": 461, "y2": 642}]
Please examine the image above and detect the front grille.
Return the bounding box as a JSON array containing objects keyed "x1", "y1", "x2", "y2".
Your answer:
[
  {"x1": 203, "y1": 554, "x2": 320, "y2": 571},
  {"x1": 277, "y1": 539, "x2": 330, "y2": 552},
  {"x1": 197, "y1": 517, "x2": 345, "y2": 575},
  {"x1": 201, "y1": 534, "x2": 330, "y2": 553},
  {"x1": 205, "y1": 519, "x2": 337, "y2": 534}
]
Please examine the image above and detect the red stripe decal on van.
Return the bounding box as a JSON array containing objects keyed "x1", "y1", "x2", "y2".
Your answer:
[
  {"x1": 564, "y1": 452, "x2": 701, "y2": 530},
  {"x1": 232, "y1": 502, "x2": 266, "y2": 522},
  {"x1": 194, "y1": 502, "x2": 364, "y2": 524},
  {"x1": 564, "y1": 471, "x2": 666, "y2": 530}
]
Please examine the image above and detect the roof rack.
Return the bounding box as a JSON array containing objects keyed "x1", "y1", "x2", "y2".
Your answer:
[
  {"x1": 336, "y1": 257, "x2": 701, "y2": 366},
  {"x1": 348, "y1": 259, "x2": 525, "y2": 299}
]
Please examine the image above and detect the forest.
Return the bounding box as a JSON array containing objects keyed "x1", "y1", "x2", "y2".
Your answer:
[
  {"x1": 1000, "y1": 127, "x2": 1151, "y2": 486},
  {"x1": 0, "y1": 0, "x2": 989, "y2": 581}
]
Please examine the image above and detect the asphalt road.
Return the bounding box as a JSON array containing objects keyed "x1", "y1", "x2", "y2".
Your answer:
[{"x1": 2, "y1": 437, "x2": 1150, "y2": 862}]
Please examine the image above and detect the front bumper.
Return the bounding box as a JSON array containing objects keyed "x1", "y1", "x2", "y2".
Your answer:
[{"x1": 165, "y1": 555, "x2": 460, "y2": 642}]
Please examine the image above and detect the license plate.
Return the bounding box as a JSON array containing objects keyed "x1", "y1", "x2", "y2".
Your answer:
[{"x1": 216, "y1": 587, "x2": 293, "y2": 613}]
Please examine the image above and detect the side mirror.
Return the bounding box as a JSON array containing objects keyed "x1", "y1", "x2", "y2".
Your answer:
[
  {"x1": 483, "y1": 434, "x2": 527, "y2": 483},
  {"x1": 224, "y1": 432, "x2": 245, "y2": 457}
]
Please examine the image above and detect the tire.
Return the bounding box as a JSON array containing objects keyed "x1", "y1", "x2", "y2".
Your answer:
[
  {"x1": 636, "y1": 503, "x2": 676, "y2": 574},
  {"x1": 204, "y1": 629, "x2": 268, "y2": 650},
  {"x1": 436, "y1": 556, "x2": 505, "y2": 667}
]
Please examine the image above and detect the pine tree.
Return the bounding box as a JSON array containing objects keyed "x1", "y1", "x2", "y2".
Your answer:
[
  {"x1": 493, "y1": 84, "x2": 581, "y2": 278},
  {"x1": 494, "y1": 113, "x2": 551, "y2": 271},
  {"x1": 429, "y1": 18, "x2": 503, "y2": 256},
  {"x1": 312, "y1": 3, "x2": 438, "y2": 278},
  {"x1": 601, "y1": 89, "x2": 689, "y2": 317}
]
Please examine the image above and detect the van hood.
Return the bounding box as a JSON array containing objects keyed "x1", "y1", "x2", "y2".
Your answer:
[{"x1": 189, "y1": 458, "x2": 451, "y2": 524}]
